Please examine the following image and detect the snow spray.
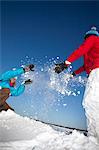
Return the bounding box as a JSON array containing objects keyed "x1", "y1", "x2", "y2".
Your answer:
[{"x1": 20, "y1": 56, "x2": 87, "y2": 118}]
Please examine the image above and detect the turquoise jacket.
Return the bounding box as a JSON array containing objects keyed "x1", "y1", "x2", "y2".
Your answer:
[{"x1": 0, "y1": 68, "x2": 25, "y2": 96}]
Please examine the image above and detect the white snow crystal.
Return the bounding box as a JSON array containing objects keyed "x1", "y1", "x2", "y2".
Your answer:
[
  {"x1": 63, "y1": 104, "x2": 67, "y2": 107},
  {"x1": 56, "y1": 56, "x2": 60, "y2": 60},
  {"x1": 77, "y1": 91, "x2": 80, "y2": 95}
]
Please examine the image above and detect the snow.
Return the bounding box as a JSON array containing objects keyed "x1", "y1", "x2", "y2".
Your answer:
[
  {"x1": 1, "y1": 58, "x2": 99, "y2": 149},
  {"x1": 0, "y1": 110, "x2": 99, "y2": 150},
  {"x1": 49, "y1": 69, "x2": 86, "y2": 97}
]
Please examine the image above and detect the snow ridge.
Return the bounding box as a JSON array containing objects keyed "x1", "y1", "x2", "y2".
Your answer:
[{"x1": 0, "y1": 110, "x2": 99, "y2": 150}]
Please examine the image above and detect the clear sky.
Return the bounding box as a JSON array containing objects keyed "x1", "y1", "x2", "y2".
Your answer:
[{"x1": 1, "y1": 1, "x2": 99, "y2": 130}]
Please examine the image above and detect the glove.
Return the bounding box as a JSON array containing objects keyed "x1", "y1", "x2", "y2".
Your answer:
[
  {"x1": 54, "y1": 62, "x2": 67, "y2": 74},
  {"x1": 28, "y1": 64, "x2": 34, "y2": 71},
  {"x1": 24, "y1": 79, "x2": 32, "y2": 85},
  {"x1": 24, "y1": 64, "x2": 35, "y2": 72}
]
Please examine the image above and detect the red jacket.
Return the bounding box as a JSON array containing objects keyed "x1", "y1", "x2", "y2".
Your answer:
[{"x1": 67, "y1": 35, "x2": 99, "y2": 74}]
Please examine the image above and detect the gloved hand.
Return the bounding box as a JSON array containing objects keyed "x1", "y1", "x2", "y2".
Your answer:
[
  {"x1": 24, "y1": 79, "x2": 33, "y2": 85},
  {"x1": 24, "y1": 64, "x2": 35, "y2": 72},
  {"x1": 28, "y1": 64, "x2": 34, "y2": 71},
  {"x1": 54, "y1": 62, "x2": 67, "y2": 74}
]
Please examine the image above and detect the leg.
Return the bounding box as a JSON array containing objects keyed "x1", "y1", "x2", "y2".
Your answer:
[
  {"x1": 0, "y1": 88, "x2": 14, "y2": 112},
  {"x1": 0, "y1": 88, "x2": 10, "y2": 106},
  {"x1": 0, "y1": 102, "x2": 14, "y2": 112}
]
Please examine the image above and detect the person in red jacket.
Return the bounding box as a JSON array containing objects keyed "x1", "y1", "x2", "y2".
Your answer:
[
  {"x1": 55, "y1": 27, "x2": 99, "y2": 140},
  {"x1": 55, "y1": 26, "x2": 99, "y2": 75}
]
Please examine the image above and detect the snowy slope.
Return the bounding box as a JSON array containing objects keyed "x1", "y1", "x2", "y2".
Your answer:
[{"x1": 0, "y1": 110, "x2": 99, "y2": 150}]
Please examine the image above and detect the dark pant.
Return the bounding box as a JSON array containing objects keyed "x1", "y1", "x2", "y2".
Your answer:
[{"x1": 0, "y1": 88, "x2": 14, "y2": 112}]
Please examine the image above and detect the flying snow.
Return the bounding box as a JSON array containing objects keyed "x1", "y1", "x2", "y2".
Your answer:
[{"x1": 1, "y1": 56, "x2": 96, "y2": 150}]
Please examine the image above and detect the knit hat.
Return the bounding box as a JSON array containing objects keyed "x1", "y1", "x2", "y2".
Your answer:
[{"x1": 84, "y1": 27, "x2": 99, "y2": 39}]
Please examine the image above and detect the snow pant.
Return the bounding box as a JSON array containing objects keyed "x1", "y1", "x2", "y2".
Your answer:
[
  {"x1": 0, "y1": 88, "x2": 14, "y2": 112},
  {"x1": 82, "y1": 68, "x2": 99, "y2": 141}
]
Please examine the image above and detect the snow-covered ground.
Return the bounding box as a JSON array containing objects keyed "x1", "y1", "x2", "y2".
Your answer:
[{"x1": 0, "y1": 110, "x2": 99, "y2": 150}]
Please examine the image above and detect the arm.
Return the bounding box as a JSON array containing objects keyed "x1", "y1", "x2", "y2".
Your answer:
[
  {"x1": 0, "y1": 68, "x2": 25, "y2": 81},
  {"x1": 74, "y1": 65, "x2": 85, "y2": 75},
  {"x1": 11, "y1": 84, "x2": 25, "y2": 96},
  {"x1": 54, "y1": 36, "x2": 95, "y2": 74},
  {"x1": 66, "y1": 36, "x2": 95, "y2": 63}
]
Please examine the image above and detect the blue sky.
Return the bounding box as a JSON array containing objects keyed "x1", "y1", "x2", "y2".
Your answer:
[{"x1": 1, "y1": 1, "x2": 99, "y2": 130}]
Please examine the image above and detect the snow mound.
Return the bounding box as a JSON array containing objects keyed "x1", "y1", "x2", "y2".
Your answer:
[{"x1": 0, "y1": 110, "x2": 99, "y2": 150}]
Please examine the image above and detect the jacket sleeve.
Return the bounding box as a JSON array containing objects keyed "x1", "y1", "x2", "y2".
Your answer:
[
  {"x1": 11, "y1": 84, "x2": 25, "y2": 96},
  {"x1": 74, "y1": 65, "x2": 85, "y2": 75},
  {"x1": 67, "y1": 36, "x2": 95, "y2": 63},
  {"x1": 0, "y1": 68, "x2": 25, "y2": 81}
]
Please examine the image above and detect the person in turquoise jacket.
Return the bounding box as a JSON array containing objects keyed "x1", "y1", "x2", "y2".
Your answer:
[{"x1": 0, "y1": 64, "x2": 34, "y2": 112}]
